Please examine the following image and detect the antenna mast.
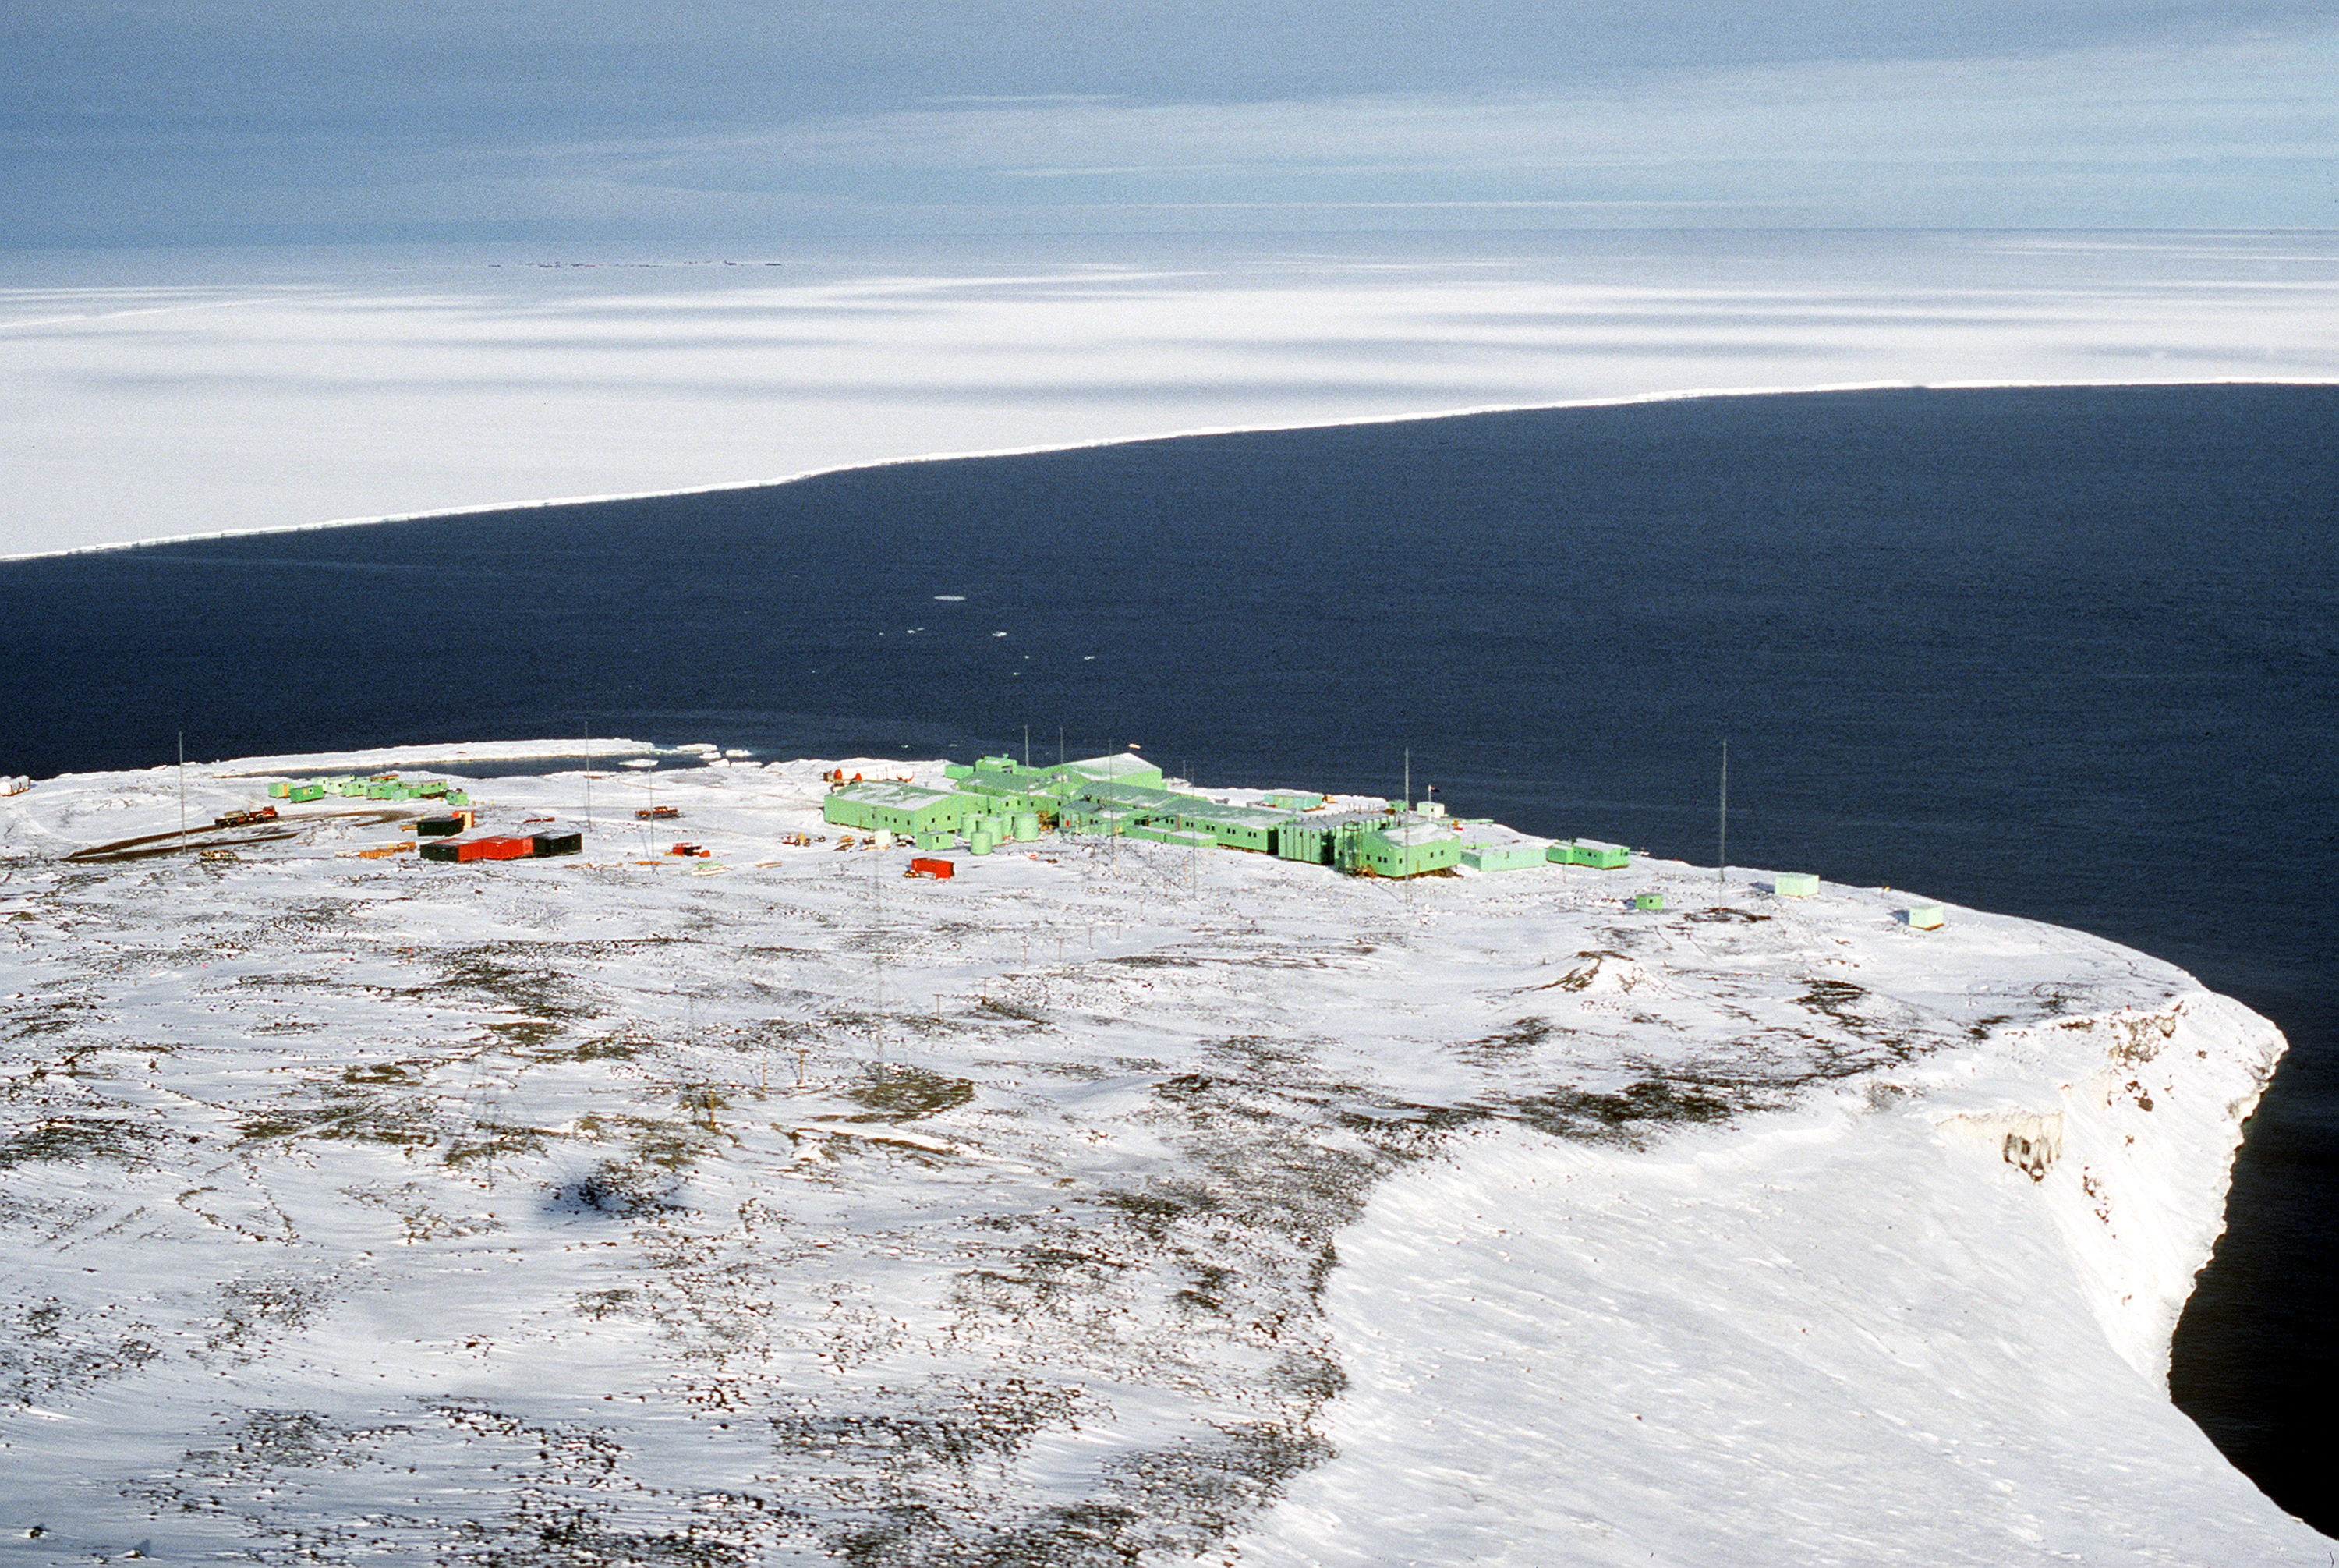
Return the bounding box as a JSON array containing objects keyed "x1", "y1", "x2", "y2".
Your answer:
[{"x1": 1717, "y1": 739, "x2": 1729, "y2": 885}]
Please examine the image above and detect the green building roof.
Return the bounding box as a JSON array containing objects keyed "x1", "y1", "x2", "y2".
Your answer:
[{"x1": 1057, "y1": 753, "x2": 1165, "y2": 790}]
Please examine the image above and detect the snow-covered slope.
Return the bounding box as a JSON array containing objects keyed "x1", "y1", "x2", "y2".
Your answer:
[{"x1": 0, "y1": 754, "x2": 2316, "y2": 1563}]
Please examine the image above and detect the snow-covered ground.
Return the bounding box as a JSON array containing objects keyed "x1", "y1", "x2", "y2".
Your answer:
[
  {"x1": 0, "y1": 752, "x2": 2320, "y2": 1563},
  {"x1": 5, "y1": 231, "x2": 2338, "y2": 559}
]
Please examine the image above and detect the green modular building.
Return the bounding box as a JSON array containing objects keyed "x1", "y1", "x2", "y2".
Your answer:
[
  {"x1": 1548, "y1": 838, "x2": 1630, "y2": 870},
  {"x1": 823, "y1": 781, "x2": 989, "y2": 837},
  {"x1": 1162, "y1": 798, "x2": 1294, "y2": 853},
  {"x1": 1065, "y1": 779, "x2": 1194, "y2": 821},
  {"x1": 287, "y1": 784, "x2": 326, "y2": 803},
  {"x1": 913, "y1": 748, "x2": 1579, "y2": 883},
  {"x1": 1339, "y1": 816, "x2": 1463, "y2": 878},
  {"x1": 1775, "y1": 872, "x2": 1820, "y2": 897},
  {"x1": 1459, "y1": 834, "x2": 1549, "y2": 872}
]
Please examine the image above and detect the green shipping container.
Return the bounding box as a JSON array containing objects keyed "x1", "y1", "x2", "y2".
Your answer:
[
  {"x1": 1633, "y1": 893, "x2": 1665, "y2": 911},
  {"x1": 1906, "y1": 903, "x2": 1945, "y2": 929},
  {"x1": 1775, "y1": 872, "x2": 1820, "y2": 897},
  {"x1": 288, "y1": 784, "x2": 326, "y2": 803},
  {"x1": 266, "y1": 781, "x2": 292, "y2": 799}
]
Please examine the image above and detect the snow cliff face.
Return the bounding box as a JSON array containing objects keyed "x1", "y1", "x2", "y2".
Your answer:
[
  {"x1": 0, "y1": 752, "x2": 2315, "y2": 1564},
  {"x1": 1941, "y1": 994, "x2": 2285, "y2": 1385}
]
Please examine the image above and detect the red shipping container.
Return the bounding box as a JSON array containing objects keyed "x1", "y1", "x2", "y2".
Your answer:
[
  {"x1": 909, "y1": 857, "x2": 954, "y2": 879},
  {"x1": 423, "y1": 834, "x2": 535, "y2": 864}
]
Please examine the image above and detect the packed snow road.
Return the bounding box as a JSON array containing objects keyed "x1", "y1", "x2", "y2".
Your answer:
[{"x1": 0, "y1": 752, "x2": 2320, "y2": 1563}]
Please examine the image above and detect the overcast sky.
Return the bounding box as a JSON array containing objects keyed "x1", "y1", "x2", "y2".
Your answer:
[{"x1": 4, "y1": 2, "x2": 2335, "y2": 246}]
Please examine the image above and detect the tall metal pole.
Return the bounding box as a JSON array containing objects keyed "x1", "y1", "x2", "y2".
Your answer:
[
  {"x1": 583, "y1": 721, "x2": 593, "y2": 835},
  {"x1": 177, "y1": 730, "x2": 187, "y2": 841},
  {"x1": 1024, "y1": 725, "x2": 1030, "y2": 768},
  {"x1": 1717, "y1": 739, "x2": 1729, "y2": 885},
  {"x1": 1403, "y1": 749, "x2": 1410, "y2": 814}
]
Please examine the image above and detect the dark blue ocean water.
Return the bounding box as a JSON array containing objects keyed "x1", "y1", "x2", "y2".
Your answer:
[{"x1": 3, "y1": 384, "x2": 2334, "y2": 1529}]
